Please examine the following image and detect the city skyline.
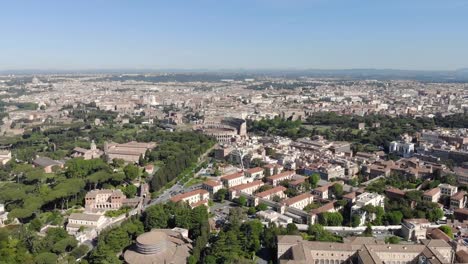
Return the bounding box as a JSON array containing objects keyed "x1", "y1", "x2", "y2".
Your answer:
[{"x1": 1, "y1": 0, "x2": 468, "y2": 71}]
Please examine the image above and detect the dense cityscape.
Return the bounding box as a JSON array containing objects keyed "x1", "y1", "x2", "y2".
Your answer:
[{"x1": 0, "y1": 72, "x2": 467, "y2": 264}]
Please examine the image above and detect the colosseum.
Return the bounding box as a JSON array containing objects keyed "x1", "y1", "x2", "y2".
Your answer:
[{"x1": 194, "y1": 117, "x2": 247, "y2": 143}]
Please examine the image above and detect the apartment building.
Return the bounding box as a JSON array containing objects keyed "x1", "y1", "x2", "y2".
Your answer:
[
  {"x1": 450, "y1": 191, "x2": 466, "y2": 209},
  {"x1": 439, "y1": 183, "x2": 458, "y2": 196},
  {"x1": 282, "y1": 193, "x2": 314, "y2": 210},
  {"x1": 229, "y1": 180, "x2": 264, "y2": 199},
  {"x1": 220, "y1": 171, "x2": 245, "y2": 188},
  {"x1": 267, "y1": 171, "x2": 295, "y2": 186},
  {"x1": 423, "y1": 187, "x2": 441, "y2": 203},
  {"x1": 170, "y1": 189, "x2": 210, "y2": 208},
  {"x1": 202, "y1": 180, "x2": 223, "y2": 196},
  {"x1": 256, "y1": 186, "x2": 287, "y2": 200},
  {"x1": 244, "y1": 167, "x2": 264, "y2": 179}
]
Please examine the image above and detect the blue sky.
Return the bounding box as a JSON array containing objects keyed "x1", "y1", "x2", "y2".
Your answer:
[{"x1": 0, "y1": 0, "x2": 467, "y2": 70}]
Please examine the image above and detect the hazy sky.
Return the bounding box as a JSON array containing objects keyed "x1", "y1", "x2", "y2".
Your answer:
[{"x1": 1, "y1": 0, "x2": 467, "y2": 71}]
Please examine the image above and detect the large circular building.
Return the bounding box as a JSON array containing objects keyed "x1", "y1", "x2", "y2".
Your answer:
[{"x1": 123, "y1": 229, "x2": 192, "y2": 264}]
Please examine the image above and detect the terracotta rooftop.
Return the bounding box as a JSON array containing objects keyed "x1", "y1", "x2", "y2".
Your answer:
[
  {"x1": 423, "y1": 187, "x2": 441, "y2": 197},
  {"x1": 451, "y1": 191, "x2": 466, "y2": 201},
  {"x1": 220, "y1": 171, "x2": 244, "y2": 181},
  {"x1": 170, "y1": 189, "x2": 209, "y2": 203},
  {"x1": 343, "y1": 192, "x2": 356, "y2": 200},
  {"x1": 203, "y1": 180, "x2": 222, "y2": 187},
  {"x1": 230, "y1": 180, "x2": 264, "y2": 192},
  {"x1": 267, "y1": 171, "x2": 295, "y2": 181},
  {"x1": 311, "y1": 201, "x2": 335, "y2": 215},
  {"x1": 245, "y1": 167, "x2": 264, "y2": 174},
  {"x1": 256, "y1": 186, "x2": 286, "y2": 198},
  {"x1": 283, "y1": 193, "x2": 314, "y2": 206}
]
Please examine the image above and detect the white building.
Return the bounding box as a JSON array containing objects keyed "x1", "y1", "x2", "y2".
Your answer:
[
  {"x1": 389, "y1": 141, "x2": 415, "y2": 158},
  {"x1": 256, "y1": 210, "x2": 293, "y2": 225},
  {"x1": 66, "y1": 213, "x2": 106, "y2": 234},
  {"x1": 351, "y1": 192, "x2": 385, "y2": 226},
  {"x1": 439, "y1": 183, "x2": 458, "y2": 196}
]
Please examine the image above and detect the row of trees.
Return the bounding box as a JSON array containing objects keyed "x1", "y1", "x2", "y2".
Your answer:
[{"x1": 148, "y1": 132, "x2": 215, "y2": 192}]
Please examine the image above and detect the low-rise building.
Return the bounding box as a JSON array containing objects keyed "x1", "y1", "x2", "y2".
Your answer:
[
  {"x1": 104, "y1": 141, "x2": 156, "y2": 163},
  {"x1": 401, "y1": 218, "x2": 431, "y2": 241},
  {"x1": 85, "y1": 189, "x2": 126, "y2": 211},
  {"x1": 312, "y1": 183, "x2": 333, "y2": 200},
  {"x1": 351, "y1": 192, "x2": 385, "y2": 226},
  {"x1": 66, "y1": 213, "x2": 106, "y2": 234},
  {"x1": 256, "y1": 186, "x2": 287, "y2": 200},
  {"x1": 455, "y1": 166, "x2": 468, "y2": 185},
  {"x1": 439, "y1": 183, "x2": 458, "y2": 196},
  {"x1": 256, "y1": 210, "x2": 292, "y2": 225},
  {"x1": 282, "y1": 193, "x2": 314, "y2": 210},
  {"x1": 423, "y1": 187, "x2": 441, "y2": 203},
  {"x1": 170, "y1": 189, "x2": 210, "y2": 208},
  {"x1": 244, "y1": 167, "x2": 264, "y2": 179},
  {"x1": 229, "y1": 180, "x2": 264, "y2": 199},
  {"x1": 71, "y1": 140, "x2": 103, "y2": 160},
  {"x1": 263, "y1": 163, "x2": 283, "y2": 176},
  {"x1": 202, "y1": 180, "x2": 223, "y2": 196},
  {"x1": 220, "y1": 171, "x2": 245, "y2": 188},
  {"x1": 277, "y1": 235, "x2": 454, "y2": 264},
  {"x1": 450, "y1": 191, "x2": 466, "y2": 209},
  {"x1": 267, "y1": 171, "x2": 295, "y2": 186}
]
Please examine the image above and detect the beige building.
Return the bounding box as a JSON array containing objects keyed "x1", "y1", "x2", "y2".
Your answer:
[
  {"x1": 401, "y1": 218, "x2": 431, "y2": 241},
  {"x1": 170, "y1": 189, "x2": 210, "y2": 208},
  {"x1": 278, "y1": 235, "x2": 454, "y2": 264},
  {"x1": 229, "y1": 180, "x2": 264, "y2": 199},
  {"x1": 256, "y1": 186, "x2": 287, "y2": 200},
  {"x1": 104, "y1": 141, "x2": 156, "y2": 163},
  {"x1": 202, "y1": 180, "x2": 223, "y2": 196},
  {"x1": 267, "y1": 171, "x2": 295, "y2": 186},
  {"x1": 450, "y1": 191, "x2": 466, "y2": 209},
  {"x1": 85, "y1": 189, "x2": 126, "y2": 211},
  {"x1": 245, "y1": 167, "x2": 264, "y2": 179},
  {"x1": 423, "y1": 187, "x2": 441, "y2": 203},
  {"x1": 71, "y1": 140, "x2": 103, "y2": 160},
  {"x1": 283, "y1": 193, "x2": 314, "y2": 210},
  {"x1": 66, "y1": 213, "x2": 106, "y2": 234},
  {"x1": 220, "y1": 171, "x2": 245, "y2": 188}
]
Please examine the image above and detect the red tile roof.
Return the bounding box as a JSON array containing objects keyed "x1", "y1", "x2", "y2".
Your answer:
[
  {"x1": 220, "y1": 171, "x2": 244, "y2": 181},
  {"x1": 246, "y1": 167, "x2": 264, "y2": 174},
  {"x1": 283, "y1": 193, "x2": 314, "y2": 206},
  {"x1": 170, "y1": 189, "x2": 209, "y2": 203},
  {"x1": 256, "y1": 186, "x2": 286, "y2": 198},
  {"x1": 230, "y1": 180, "x2": 263, "y2": 192},
  {"x1": 268, "y1": 171, "x2": 295, "y2": 181}
]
